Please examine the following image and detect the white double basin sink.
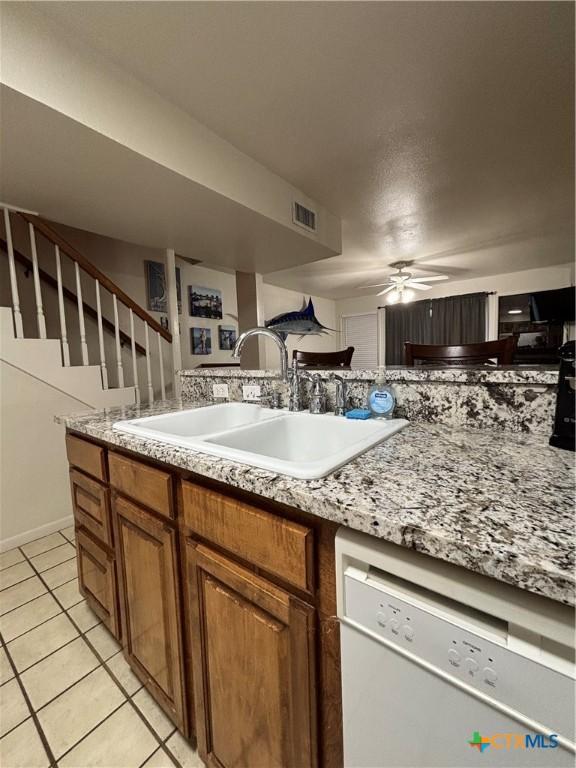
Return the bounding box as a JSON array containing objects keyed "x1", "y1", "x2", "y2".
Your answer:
[{"x1": 113, "y1": 403, "x2": 408, "y2": 479}]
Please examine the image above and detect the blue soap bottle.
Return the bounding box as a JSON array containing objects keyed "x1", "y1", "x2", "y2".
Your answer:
[{"x1": 367, "y1": 368, "x2": 396, "y2": 419}]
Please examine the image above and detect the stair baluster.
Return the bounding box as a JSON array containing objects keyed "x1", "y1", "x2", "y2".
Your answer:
[
  {"x1": 54, "y1": 245, "x2": 70, "y2": 366},
  {"x1": 95, "y1": 280, "x2": 109, "y2": 389},
  {"x1": 2, "y1": 208, "x2": 174, "y2": 403},
  {"x1": 74, "y1": 262, "x2": 89, "y2": 365},
  {"x1": 144, "y1": 322, "x2": 154, "y2": 403},
  {"x1": 28, "y1": 223, "x2": 47, "y2": 339},
  {"x1": 157, "y1": 331, "x2": 166, "y2": 400},
  {"x1": 2, "y1": 208, "x2": 23, "y2": 338},
  {"x1": 129, "y1": 309, "x2": 140, "y2": 404},
  {"x1": 112, "y1": 294, "x2": 125, "y2": 388}
]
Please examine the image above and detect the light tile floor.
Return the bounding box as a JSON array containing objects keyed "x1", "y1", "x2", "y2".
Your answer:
[{"x1": 0, "y1": 529, "x2": 204, "y2": 768}]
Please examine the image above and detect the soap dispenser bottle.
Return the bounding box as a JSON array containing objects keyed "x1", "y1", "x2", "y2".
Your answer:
[{"x1": 367, "y1": 367, "x2": 396, "y2": 419}]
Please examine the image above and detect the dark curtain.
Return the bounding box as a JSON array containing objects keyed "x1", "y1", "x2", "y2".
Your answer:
[
  {"x1": 430, "y1": 292, "x2": 486, "y2": 345},
  {"x1": 384, "y1": 292, "x2": 488, "y2": 365},
  {"x1": 385, "y1": 300, "x2": 431, "y2": 365}
]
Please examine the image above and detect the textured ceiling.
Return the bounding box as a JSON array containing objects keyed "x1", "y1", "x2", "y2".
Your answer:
[{"x1": 36, "y1": 2, "x2": 576, "y2": 297}]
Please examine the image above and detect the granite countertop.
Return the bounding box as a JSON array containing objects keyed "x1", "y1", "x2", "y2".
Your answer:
[
  {"x1": 57, "y1": 400, "x2": 575, "y2": 607},
  {"x1": 180, "y1": 366, "x2": 559, "y2": 385}
]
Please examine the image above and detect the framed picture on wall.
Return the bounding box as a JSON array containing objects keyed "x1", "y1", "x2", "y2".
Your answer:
[
  {"x1": 145, "y1": 261, "x2": 182, "y2": 314},
  {"x1": 191, "y1": 327, "x2": 212, "y2": 355},
  {"x1": 189, "y1": 285, "x2": 222, "y2": 319},
  {"x1": 218, "y1": 325, "x2": 237, "y2": 350}
]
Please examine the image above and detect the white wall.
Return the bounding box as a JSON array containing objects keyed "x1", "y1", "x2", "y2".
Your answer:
[
  {"x1": 261, "y1": 284, "x2": 338, "y2": 368},
  {"x1": 180, "y1": 264, "x2": 238, "y2": 367},
  {"x1": 0, "y1": 361, "x2": 77, "y2": 550}
]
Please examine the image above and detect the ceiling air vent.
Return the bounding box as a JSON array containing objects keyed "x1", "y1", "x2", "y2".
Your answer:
[{"x1": 292, "y1": 201, "x2": 317, "y2": 233}]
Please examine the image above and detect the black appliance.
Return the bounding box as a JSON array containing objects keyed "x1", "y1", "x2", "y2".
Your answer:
[
  {"x1": 530, "y1": 287, "x2": 575, "y2": 322},
  {"x1": 549, "y1": 341, "x2": 575, "y2": 451}
]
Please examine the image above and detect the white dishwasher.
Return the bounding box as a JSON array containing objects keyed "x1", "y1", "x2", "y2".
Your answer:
[{"x1": 336, "y1": 528, "x2": 575, "y2": 768}]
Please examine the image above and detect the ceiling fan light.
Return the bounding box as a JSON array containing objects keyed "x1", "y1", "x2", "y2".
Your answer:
[
  {"x1": 401, "y1": 288, "x2": 415, "y2": 303},
  {"x1": 387, "y1": 289, "x2": 401, "y2": 304}
]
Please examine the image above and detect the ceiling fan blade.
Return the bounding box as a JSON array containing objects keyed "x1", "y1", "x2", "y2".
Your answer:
[
  {"x1": 377, "y1": 285, "x2": 397, "y2": 296},
  {"x1": 359, "y1": 282, "x2": 394, "y2": 288},
  {"x1": 406, "y1": 282, "x2": 431, "y2": 290},
  {"x1": 409, "y1": 260, "x2": 468, "y2": 276},
  {"x1": 409, "y1": 275, "x2": 449, "y2": 282}
]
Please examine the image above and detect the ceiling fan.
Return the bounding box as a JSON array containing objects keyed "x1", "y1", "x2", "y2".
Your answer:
[{"x1": 362, "y1": 261, "x2": 449, "y2": 303}]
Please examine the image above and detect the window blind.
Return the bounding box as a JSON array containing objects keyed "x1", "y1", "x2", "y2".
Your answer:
[{"x1": 342, "y1": 313, "x2": 378, "y2": 369}]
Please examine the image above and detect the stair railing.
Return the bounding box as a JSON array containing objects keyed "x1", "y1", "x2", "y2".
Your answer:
[{"x1": 1, "y1": 204, "x2": 173, "y2": 403}]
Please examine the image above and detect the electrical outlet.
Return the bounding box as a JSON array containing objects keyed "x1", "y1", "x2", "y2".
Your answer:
[
  {"x1": 212, "y1": 383, "x2": 229, "y2": 399},
  {"x1": 242, "y1": 385, "x2": 261, "y2": 401}
]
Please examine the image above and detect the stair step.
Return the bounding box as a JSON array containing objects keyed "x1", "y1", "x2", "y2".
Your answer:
[{"x1": 0, "y1": 307, "x2": 137, "y2": 408}]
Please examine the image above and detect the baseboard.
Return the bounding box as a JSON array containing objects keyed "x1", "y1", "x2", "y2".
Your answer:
[{"x1": 0, "y1": 514, "x2": 74, "y2": 552}]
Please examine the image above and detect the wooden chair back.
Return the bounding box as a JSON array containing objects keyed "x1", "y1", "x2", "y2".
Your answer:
[
  {"x1": 404, "y1": 337, "x2": 517, "y2": 366},
  {"x1": 292, "y1": 347, "x2": 354, "y2": 368}
]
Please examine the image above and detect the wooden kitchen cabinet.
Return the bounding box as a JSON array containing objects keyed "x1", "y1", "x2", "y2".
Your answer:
[
  {"x1": 65, "y1": 432, "x2": 342, "y2": 766},
  {"x1": 75, "y1": 527, "x2": 120, "y2": 638},
  {"x1": 185, "y1": 541, "x2": 318, "y2": 768},
  {"x1": 113, "y1": 493, "x2": 187, "y2": 733}
]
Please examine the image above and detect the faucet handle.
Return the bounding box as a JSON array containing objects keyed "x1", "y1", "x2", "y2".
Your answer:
[
  {"x1": 307, "y1": 374, "x2": 327, "y2": 414},
  {"x1": 330, "y1": 372, "x2": 348, "y2": 416}
]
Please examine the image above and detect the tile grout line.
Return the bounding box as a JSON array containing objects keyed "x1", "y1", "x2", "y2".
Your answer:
[
  {"x1": 0, "y1": 535, "x2": 71, "y2": 572},
  {"x1": 1, "y1": 600, "x2": 66, "y2": 644},
  {"x1": 1, "y1": 552, "x2": 77, "y2": 594},
  {"x1": 0, "y1": 573, "x2": 79, "y2": 617},
  {"x1": 32, "y1": 553, "x2": 77, "y2": 576},
  {"x1": 157, "y1": 726, "x2": 187, "y2": 768},
  {"x1": 136, "y1": 730, "x2": 180, "y2": 768},
  {"x1": 20, "y1": 537, "x2": 72, "y2": 562},
  {"x1": 0, "y1": 633, "x2": 58, "y2": 767},
  {"x1": 0, "y1": 556, "x2": 77, "y2": 600},
  {"x1": 1, "y1": 571, "x2": 37, "y2": 594},
  {"x1": 17, "y1": 532, "x2": 187, "y2": 768},
  {"x1": 0, "y1": 574, "x2": 47, "y2": 604},
  {"x1": 54, "y1": 698, "x2": 129, "y2": 764}
]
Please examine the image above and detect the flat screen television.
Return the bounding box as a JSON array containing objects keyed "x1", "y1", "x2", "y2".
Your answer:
[{"x1": 529, "y1": 287, "x2": 575, "y2": 322}]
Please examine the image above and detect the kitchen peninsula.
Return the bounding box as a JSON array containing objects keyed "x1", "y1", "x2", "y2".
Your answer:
[{"x1": 56, "y1": 366, "x2": 575, "y2": 768}]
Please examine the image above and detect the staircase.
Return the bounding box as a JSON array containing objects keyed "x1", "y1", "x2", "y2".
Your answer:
[
  {"x1": 0, "y1": 203, "x2": 174, "y2": 408},
  {"x1": 1, "y1": 202, "x2": 177, "y2": 550},
  {"x1": 0, "y1": 307, "x2": 136, "y2": 408}
]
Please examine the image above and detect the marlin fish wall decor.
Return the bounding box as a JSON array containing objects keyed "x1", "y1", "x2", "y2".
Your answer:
[{"x1": 265, "y1": 298, "x2": 337, "y2": 342}]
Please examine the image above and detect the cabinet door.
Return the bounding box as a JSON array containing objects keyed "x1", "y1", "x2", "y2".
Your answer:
[
  {"x1": 114, "y1": 494, "x2": 187, "y2": 733},
  {"x1": 186, "y1": 541, "x2": 318, "y2": 768},
  {"x1": 76, "y1": 528, "x2": 120, "y2": 639}
]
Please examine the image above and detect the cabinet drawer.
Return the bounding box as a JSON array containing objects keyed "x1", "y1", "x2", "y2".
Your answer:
[
  {"x1": 70, "y1": 469, "x2": 112, "y2": 547},
  {"x1": 181, "y1": 482, "x2": 314, "y2": 593},
  {"x1": 76, "y1": 528, "x2": 120, "y2": 639},
  {"x1": 109, "y1": 452, "x2": 173, "y2": 519},
  {"x1": 66, "y1": 434, "x2": 106, "y2": 481}
]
